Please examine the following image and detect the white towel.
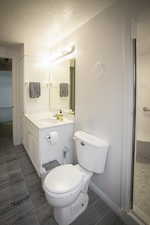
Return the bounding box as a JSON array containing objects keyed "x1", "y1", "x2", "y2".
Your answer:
[{"x1": 29, "y1": 82, "x2": 41, "y2": 98}]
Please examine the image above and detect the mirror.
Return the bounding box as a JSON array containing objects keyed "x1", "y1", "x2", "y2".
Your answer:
[{"x1": 50, "y1": 58, "x2": 75, "y2": 113}]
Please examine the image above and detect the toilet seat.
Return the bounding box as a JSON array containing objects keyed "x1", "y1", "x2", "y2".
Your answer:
[
  {"x1": 43, "y1": 164, "x2": 84, "y2": 207},
  {"x1": 44, "y1": 164, "x2": 83, "y2": 194}
]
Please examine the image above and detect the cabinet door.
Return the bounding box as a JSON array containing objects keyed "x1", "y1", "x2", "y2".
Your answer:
[
  {"x1": 27, "y1": 131, "x2": 33, "y2": 159},
  {"x1": 23, "y1": 126, "x2": 28, "y2": 150},
  {"x1": 28, "y1": 132, "x2": 40, "y2": 172},
  {"x1": 23, "y1": 118, "x2": 28, "y2": 150},
  {"x1": 23, "y1": 117, "x2": 40, "y2": 174},
  {"x1": 31, "y1": 136, "x2": 39, "y2": 169}
]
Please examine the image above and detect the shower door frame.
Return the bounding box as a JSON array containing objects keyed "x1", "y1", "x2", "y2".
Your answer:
[
  {"x1": 119, "y1": 19, "x2": 147, "y2": 224},
  {"x1": 130, "y1": 38, "x2": 137, "y2": 210},
  {"x1": 128, "y1": 27, "x2": 149, "y2": 225}
]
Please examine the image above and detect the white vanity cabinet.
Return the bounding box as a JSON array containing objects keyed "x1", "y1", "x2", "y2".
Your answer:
[
  {"x1": 23, "y1": 116, "x2": 41, "y2": 175},
  {"x1": 39, "y1": 123, "x2": 74, "y2": 166},
  {"x1": 23, "y1": 114, "x2": 74, "y2": 176}
]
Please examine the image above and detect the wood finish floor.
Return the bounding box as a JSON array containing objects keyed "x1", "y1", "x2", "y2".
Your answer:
[
  {"x1": 134, "y1": 141, "x2": 150, "y2": 224},
  {"x1": 0, "y1": 137, "x2": 126, "y2": 225},
  {"x1": 0, "y1": 122, "x2": 12, "y2": 138}
]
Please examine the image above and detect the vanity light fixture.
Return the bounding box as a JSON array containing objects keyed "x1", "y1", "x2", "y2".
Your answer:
[{"x1": 50, "y1": 44, "x2": 75, "y2": 63}]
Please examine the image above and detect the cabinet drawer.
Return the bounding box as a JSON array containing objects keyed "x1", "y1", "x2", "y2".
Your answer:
[{"x1": 24, "y1": 117, "x2": 38, "y2": 138}]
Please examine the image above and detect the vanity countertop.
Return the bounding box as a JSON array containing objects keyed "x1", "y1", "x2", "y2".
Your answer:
[{"x1": 25, "y1": 112, "x2": 74, "y2": 129}]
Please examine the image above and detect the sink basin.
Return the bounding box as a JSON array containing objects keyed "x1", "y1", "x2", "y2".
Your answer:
[
  {"x1": 25, "y1": 113, "x2": 74, "y2": 129},
  {"x1": 39, "y1": 117, "x2": 58, "y2": 124}
]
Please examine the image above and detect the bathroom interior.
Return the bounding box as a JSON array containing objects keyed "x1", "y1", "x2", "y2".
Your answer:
[{"x1": 0, "y1": 0, "x2": 150, "y2": 225}]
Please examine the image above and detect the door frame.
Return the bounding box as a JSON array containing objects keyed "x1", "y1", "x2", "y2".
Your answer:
[
  {"x1": 128, "y1": 18, "x2": 150, "y2": 225},
  {"x1": 0, "y1": 46, "x2": 22, "y2": 145},
  {"x1": 121, "y1": 18, "x2": 149, "y2": 225}
]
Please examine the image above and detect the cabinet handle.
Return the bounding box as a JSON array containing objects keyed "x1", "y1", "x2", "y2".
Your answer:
[
  {"x1": 46, "y1": 135, "x2": 51, "y2": 140},
  {"x1": 80, "y1": 142, "x2": 85, "y2": 146}
]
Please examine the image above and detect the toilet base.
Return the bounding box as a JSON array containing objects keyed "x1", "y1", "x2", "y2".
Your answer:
[{"x1": 54, "y1": 192, "x2": 89, "y2": 225}]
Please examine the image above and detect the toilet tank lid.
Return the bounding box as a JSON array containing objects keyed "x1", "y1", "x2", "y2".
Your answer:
[{"x1": 74, "y1": 131, "x2": 109, "y2": 148}]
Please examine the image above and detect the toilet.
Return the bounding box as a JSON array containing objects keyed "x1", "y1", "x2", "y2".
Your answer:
[{"x1": 43, "y1": 130, "x2": 109, "y2": 225}]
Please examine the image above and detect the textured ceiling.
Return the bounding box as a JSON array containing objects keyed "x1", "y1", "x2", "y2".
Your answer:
[{"x1": 0, "y1": 0, "x2": 115, "y2": 49}]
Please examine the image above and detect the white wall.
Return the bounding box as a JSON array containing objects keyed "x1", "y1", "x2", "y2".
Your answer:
[
  {"x1": 49, "y1": 1, "x2": 132, "y2": 209},
  {"x1": 0, "y1": 71, "x2": 12, "y2": 122}
]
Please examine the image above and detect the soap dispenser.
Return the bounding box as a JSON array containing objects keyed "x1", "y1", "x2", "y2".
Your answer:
[{"x1": 58, "y1": 109, "x2": 63, "y2": 121}]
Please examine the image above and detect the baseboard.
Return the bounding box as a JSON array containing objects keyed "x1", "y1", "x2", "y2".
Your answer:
[
  {"x1": 89, "y1": 182, "x2": 143, "y2": 225},
  {"x1": 89, "y1": 181, "x2": 122, "y2": 217}
]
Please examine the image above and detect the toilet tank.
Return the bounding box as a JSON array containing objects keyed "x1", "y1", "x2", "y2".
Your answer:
[{"x1": 74, "y1": 131, "x2": 109, "y2": 174}]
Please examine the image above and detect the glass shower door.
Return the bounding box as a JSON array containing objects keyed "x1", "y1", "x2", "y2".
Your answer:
[{"x1": 133, "y1": 13, "x2": 150, "y2": 225}]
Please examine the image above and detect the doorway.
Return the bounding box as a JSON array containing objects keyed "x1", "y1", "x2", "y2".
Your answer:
[{"x1": 0, "y1": 58, "x2": 13, "y2": 138}]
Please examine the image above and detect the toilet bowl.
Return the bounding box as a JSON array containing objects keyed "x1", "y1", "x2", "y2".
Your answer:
[
  {"x1": 43, "y1": 131, "x2": 109, "y2": 225},
  {"x1": 43, "y1": 164, "x2": 91, "y2": 207},
  {"x1": 43, "y1": 164, "x2": 92, "y2": 225}
]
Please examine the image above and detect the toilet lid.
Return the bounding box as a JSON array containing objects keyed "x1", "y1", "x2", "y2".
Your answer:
[{"x1": 44, "y1": 164, "x2": 83, "y2": 194}]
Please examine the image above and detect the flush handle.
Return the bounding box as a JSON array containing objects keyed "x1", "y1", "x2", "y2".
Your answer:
[
  {"x1": 80, "y1": 141, "x2": 85, "y2": 146},
  {"x1": 143, "y1": 107, "x2": 150, "y2": 112}
]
